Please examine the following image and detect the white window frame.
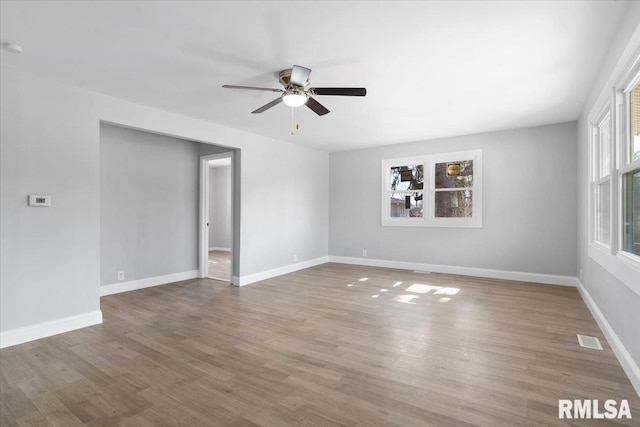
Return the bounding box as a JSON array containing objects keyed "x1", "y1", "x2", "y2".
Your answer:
[
  {"x1": 591, "y1": 106, "x2": 613, "y2": 248},
  {"x1": 381, "y1": 149, "x2": 482, "y2": 228},
  {"x1": 587, "y1": 42, "x2": 640, "y2": 296}
]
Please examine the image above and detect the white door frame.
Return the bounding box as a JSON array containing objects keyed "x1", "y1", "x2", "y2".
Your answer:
[{"x1": 199, "y1": 151, "x2": 235, "y2": 282}]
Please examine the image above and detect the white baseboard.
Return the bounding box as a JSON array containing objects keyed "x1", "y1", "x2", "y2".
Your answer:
[
  {"x1": 236, "y1": 256, "x2": 329, "y2": 287},
  {"x1": 328, "y1": 256, "x2": 578, "y2": 287},
  {"x1": 0, "y1": 310, "x2": 103, "y2": 349},
  {"x1": 577, "y1": 280, "x2": 640, "y2": 398},
  {"x1": 209, "y1": 247, "x2": 231, "y2": 252},
  {"x1": 100, "y1": 270, "x2": 199, "y2": 296}
]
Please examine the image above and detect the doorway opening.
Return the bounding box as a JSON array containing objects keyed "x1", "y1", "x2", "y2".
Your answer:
[{"x1": 199, "y1": 152, "x2": 235, "y2": 283}]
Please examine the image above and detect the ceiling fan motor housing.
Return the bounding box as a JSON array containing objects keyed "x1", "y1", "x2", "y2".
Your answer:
[{"x1": 279, "y1": 68, "x2": 309, "y2": 87}]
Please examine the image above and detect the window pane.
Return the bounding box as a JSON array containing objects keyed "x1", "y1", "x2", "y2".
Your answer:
[
  {"x1": 623, "y1": 169, "x2": 640, "y2": 256},
  {"x1": 435, "y1": 190, "x2": 472, "y2": 218},
  {"x1": 630, "y1": 83, "x2": 640, "y2": 162},
  {"x1": 596, "y1": 181, "x2": 611, "y2": 245},
  {"x1": 390, "y1": 165, "x2": 423, "y2": 191},
  {"x1": 435, "y1": 160, "x2": 473, "y2": 189},
  {"x1": 598, "y1": 115, "x2": 611, "y2": 178},
  {"x1": 390, "y1": 192, "x2": 423, "y2": 218}
]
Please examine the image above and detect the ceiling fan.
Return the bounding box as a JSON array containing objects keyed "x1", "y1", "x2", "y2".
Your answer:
[{"x1": 222, "y1": 65, "x2": 366, "y2": 116}]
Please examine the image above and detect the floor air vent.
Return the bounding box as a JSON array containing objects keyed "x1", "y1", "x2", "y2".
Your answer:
[{"x1": 577, "y1": 334, "x2": 603, "y2": 350}]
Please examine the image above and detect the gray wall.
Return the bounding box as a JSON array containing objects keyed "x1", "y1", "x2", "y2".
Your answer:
[
  {"x1": 329, "y1": 122, "x2": 577, "y2": 277},
  {"x1": 239, "y1": 136, "x2": 328, "y2": 276},
  {"x1": 100, "y1": 124, "x2": 200, "y2": 286},
  {"x1": 577, "y1": 2, "x2": 640, "y2": 366},
  {"x1": 208, "y1": 165, "x2": 232, "y2": 250},
  {"x1": 1, "y1": 64, "x2": 328, "y2": 337},
  {"x1": 1, "y1": 67, "x2": 100, "y2": 331}
]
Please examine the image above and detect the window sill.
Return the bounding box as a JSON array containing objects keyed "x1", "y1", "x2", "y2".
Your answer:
[
  {"x1": 381, "y1": 219, "x2": 482, "y2": 228},
  {"x1": 588, "y1": 243, "x2": 640, "y2": 296}
]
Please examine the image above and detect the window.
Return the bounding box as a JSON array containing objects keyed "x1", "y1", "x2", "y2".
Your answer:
[
  {"x1": 622, "y1": 169, "x2": 640, "y2": 256},
  {"x1": 622, "y1": 81, "x2": 640, "y2": 257},
  {"x1": 588, "y1": 56, "x2": 640, "y2": 295},
  {"x1": 593, "y1": 109, "x2": 612, "y2": 246},
  {"x1": 388, "y1": 163, "x2": 424, "y2": 218},
  {"x1": 434, "y1": 159, "x2": 474, "y2": 218},
  {"x1": 382, "y1": 150, "x2": 482, "y2": 227},
  {"x1": 630, "y1": 83, "x2": 640, "y2": 163}
]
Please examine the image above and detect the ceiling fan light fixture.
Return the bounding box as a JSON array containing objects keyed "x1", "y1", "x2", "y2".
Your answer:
[{"x1": 282, "y1": 92, "x2": 308, "y2": 107}]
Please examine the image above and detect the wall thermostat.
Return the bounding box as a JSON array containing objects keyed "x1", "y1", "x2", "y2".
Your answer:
[{"x1": 28, "y1": 195, "x2": 52, "y2": 207}]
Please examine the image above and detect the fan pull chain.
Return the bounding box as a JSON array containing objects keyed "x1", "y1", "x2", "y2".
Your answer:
[{"x1": 290, "y1": 108, "x2": 300, "y2": 135}]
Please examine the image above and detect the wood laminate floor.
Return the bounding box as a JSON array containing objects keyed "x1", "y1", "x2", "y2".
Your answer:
[
  {"x1": 208, "y1": 250, "x2": 230, "y2": 282},
  {"x1": 1, "y1": 263, "x2": 638, "y2": 426}
]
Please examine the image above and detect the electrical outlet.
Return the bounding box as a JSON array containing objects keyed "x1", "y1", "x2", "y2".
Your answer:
[
  {"x1": 579, "y1": 269, "x2": 583, "y2": 280},
  {"x1": 293, "y1": 254, "x2": 298, "y2": 263},
  {"x1": 117, "y1": 271, "x2": 125, "y2": 281},
  {"x1": 363, "y1": 249, "x2": 367, "y2": 257}
]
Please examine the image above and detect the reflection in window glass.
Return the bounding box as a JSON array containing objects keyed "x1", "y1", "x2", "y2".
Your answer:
[
  {"x1": 435, "y1": 190, "x2": 472, "y2": 218},
  {"x1": 630, "y1": 83, "x2": 640, "y2": 162},
  {"x1": 435, "y1": 160, "x2": 473, "y2": 188},
  {"x1": 390, "y1": 192, "x2": 423, "y2": 218},
  {"x1": 596, "y1": 181, "x2": 611, "y2": 245},
  {"x1": 390, "y1": 164, "x2": 423, "y2": 191},
  {"x1": 623, "y1": 169, "x2": 640, "y2": 256}
]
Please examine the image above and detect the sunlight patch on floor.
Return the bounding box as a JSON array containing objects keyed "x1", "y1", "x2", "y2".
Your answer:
[
  {"x1": 406, "y1": 283, "x2": 460, "y2": 295},
  {"x1": 394, "y1": 294, "x2": 419, "y2": 304},
  {"x1": 406, "y1": 284, "x2": 440, "y2": 294}
]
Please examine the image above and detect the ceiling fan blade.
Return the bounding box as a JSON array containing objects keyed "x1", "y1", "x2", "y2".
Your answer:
[
  {"x1": 251, "y1": 97, "x2": 283, "y2": 114},
  {"x1": 222, "y1": 85, "x2": 283, "y2": 93},
  {"x1": 306, "y1": 97, "x2": 330, "y2": 116},
  {"x1": 311, "y1": 87, "x2": 367, "y2": 96},
  {"x1": 290, "y1": 65, "x2": 312, "y2": 87}
]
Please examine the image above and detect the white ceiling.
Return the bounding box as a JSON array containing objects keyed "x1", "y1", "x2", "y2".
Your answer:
[{"x1": 0, "y1": 1, "x2": 630, "y2": 152}]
